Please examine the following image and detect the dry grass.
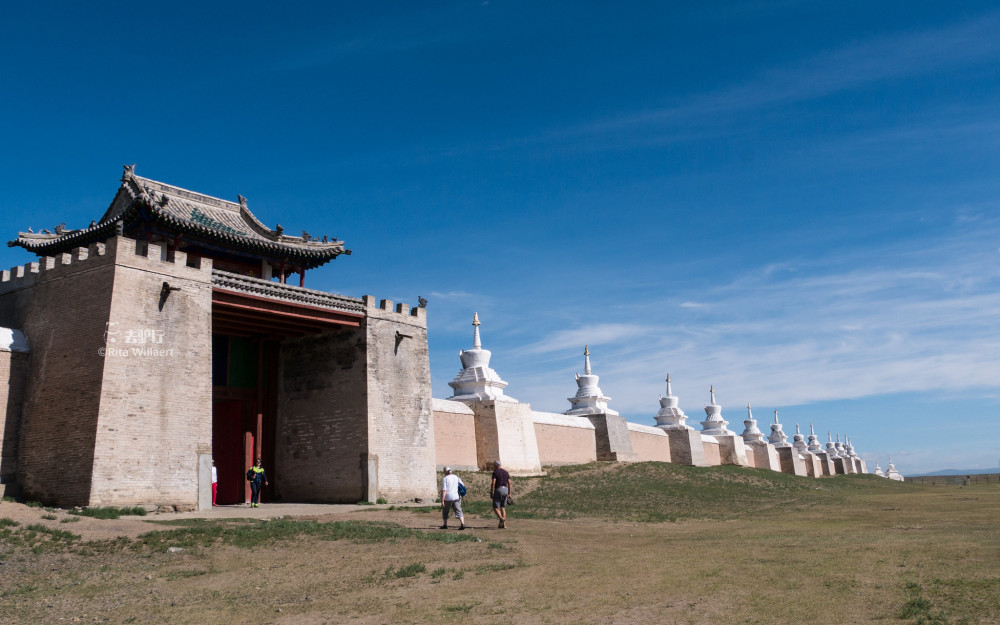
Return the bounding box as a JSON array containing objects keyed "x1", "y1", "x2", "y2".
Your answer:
[{"x1": 0, "y1": 462, "x2": 997, "y2": 624}]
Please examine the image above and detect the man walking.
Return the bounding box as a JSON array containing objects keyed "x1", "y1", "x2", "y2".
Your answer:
[
  {"x1": 440, "y1": 467, "x2": 466, "y2": 530},
  {"x1": 490, "y1": 460, "x2": 512, "y2": 529}
]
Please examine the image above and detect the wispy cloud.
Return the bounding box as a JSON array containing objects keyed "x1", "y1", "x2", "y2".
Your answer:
[
  {"x1": 574, "y1": 12, "x2": 1000, "y2": 139},
  {"x1": 464, "y1": 214, "x2": 1000, "y2": 420}
]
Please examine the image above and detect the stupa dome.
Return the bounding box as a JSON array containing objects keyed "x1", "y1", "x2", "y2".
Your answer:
[
  {"x1": 565, "y1": 346, "x2": 618, "y2": 416},
  {"x1": 655, "y1": 374, "x2": 692, "y2": 430},
  {"x1": 740, "y1": 403, "x2": 766, "y2": 444},
  {"x1": 447, "y1": 313, "x2": 517, "y2": 403},
  {"x1": 767, "y1": 409, "x2": 790, "y2": 447},
  {"x1": 699, "y1": 386, "x2": 732, "y2": 436}
]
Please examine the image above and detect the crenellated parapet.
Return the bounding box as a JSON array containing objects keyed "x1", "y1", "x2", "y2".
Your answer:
[
  {"x1": 1, "y1": 235, "x2": 217, "y2": 298},
  {"x1": 361, "y1": 295, "x2": 428, "y2": 326},
  {"x1": 1, "y1": 242, "x2": 109, "y2": 295}
]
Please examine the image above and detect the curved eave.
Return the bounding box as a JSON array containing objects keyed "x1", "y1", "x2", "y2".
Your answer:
[
  {"x1": 141, "y1": 199, "x2": 351, "y2": 263},
  {"x1": 8, "y1": 198, "x2": 352, "y2": 267},
  {"x1": 7, "y1": 220, "x2": 119, "y2": 253}
]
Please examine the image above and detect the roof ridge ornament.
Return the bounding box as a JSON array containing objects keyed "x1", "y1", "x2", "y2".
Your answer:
[
  {"x1": 122, "y1": 164, "x2": 136, "y2": 183},
  {"x1": 238, "y1": 195, "x2": 248, "y2": 209}
]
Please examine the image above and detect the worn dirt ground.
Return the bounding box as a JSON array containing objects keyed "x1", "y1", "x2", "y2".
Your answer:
[{"x1": 1, "y1": 475, "x2": 997, "y2": 625}]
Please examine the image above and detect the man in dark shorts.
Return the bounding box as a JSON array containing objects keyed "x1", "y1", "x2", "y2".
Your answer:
[{"x1": 490, "y1": 460, "x2": 512, "y2": 529}]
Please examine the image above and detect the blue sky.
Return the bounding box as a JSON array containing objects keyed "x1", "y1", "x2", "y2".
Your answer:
[{"x1": 2, "y1": 2, "x2": 998, "y2": 475}]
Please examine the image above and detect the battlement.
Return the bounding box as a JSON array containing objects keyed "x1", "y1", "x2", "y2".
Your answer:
[
  {"x1": 1, "y1": 241, "x2": 110, "y2": 294},
  {"x1": 361, "y1": 295, "x2": 427, "y2": 323},
  {"x1": 116, "y1": 236, "x2": 213, "y2": 280},
  {"x1": 0, "y1": 237, "x2": 212, "y2": 296}
]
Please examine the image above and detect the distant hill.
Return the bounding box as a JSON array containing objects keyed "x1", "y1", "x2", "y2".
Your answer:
[{"x1": 908, "y1": 468, "x2": 999, "y2": 477}]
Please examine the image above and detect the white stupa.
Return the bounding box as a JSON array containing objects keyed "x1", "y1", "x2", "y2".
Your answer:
[
  {"x1": 447, "y1": 313, "x2": 517, "y2": 403},
  {"x1": 825, "y1": 431, "x2": 839, "y2": 458},
  {"x1": 873, "y1": 462, "x2": 885, "y2": 477},
  {"x1": 740, "y1": 403, "x2": 766, "y2": 444},
  {"x1": 565, "y1": 346, "x2": 618, "y2": 416},
  {"x1": 845, "y1": 437, "x2": 858, "y2": 458},
  {"x1": 654, "y1": 374, "x2": 692, "y2": 430},
  {"x1": 834, "y1": 433, "x2": 847, "y2": 458},
  {"x1": 768, "y1": 409, "x2": 790, "y2": 447},
  {"x1": 885, "y1": 456, "x2": 904, "y2": 481},
  {"x1": 792, "y1": 423, "x2": 808, "y2": 454},
  {"x1": 806, "y1": 423, "x2": 823, "y2": 453},
  {"x1": 699, "y1": 386, "x2": 732, "y2": 436}
]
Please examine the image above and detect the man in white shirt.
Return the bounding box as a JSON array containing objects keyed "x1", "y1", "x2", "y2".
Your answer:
[{"x1": 440, "y1": 467, "x2": 466, "y2": 530}]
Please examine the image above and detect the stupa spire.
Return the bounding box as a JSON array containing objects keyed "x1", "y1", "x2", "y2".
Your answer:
[
  {"x1": 885, "y1": 455, "x2": 904, "y2": 481},
  {"x1": 447, "y1": 312, "x2": 516, "y2": 403},
  {"x1": 655, "y1": 373, "x2": 690, "y2": 430},
  {"x1": 807, "y1": 422, "x2": 823, "y2": 453},
  {"x1": 565, "y1": 346, "x2": 617, "y2": 416},
  {"x1": 768, "y1": 408, "x2": 789, "y2": 447},
  {"x1": 792, "y1": 422, "x2": 808, "y2": 453},
  {"x1": 700, "y1": 385, "x2": 731, "y2": 436},
  {"x1": 825, "y1": 431, "x2": 839, "y2": 458},
  {"x1": 741, "y1": 402, "x2": 765, "y2": 444}
]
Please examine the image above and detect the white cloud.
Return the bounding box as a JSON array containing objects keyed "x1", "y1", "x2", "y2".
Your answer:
[{"x1": 452, "y1": 214, "x2": 1000, "y2": 424}]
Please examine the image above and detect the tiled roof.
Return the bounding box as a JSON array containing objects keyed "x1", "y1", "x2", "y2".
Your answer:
[
  {"x1": 8, "y1": 166, "x2": 350, "y2": 266},
  {"x1": 211, "y1": 269, "x2": 364, "y2": 313}
]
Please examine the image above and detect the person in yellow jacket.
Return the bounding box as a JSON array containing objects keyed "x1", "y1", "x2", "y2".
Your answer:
[{"x1": 247, "y1": 458, "x2": 269, "y2": 507}]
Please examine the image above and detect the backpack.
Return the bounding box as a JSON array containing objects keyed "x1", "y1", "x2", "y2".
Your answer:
[{"x1": 458, "y1": 482, "x2": 467, "y2": 498}]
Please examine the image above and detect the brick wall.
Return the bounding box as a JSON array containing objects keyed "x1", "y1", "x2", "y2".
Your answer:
[
  {"x1": 90, "y1": 238, "x2": 213, "y2": 509},
  {"x1": 432, "y1": 399, "x2": 478, "y2": 470},
  {"x1": 363, "y1": 298, "x2": 437, "y2": 502},
  {"x1": 702, "y1": 439, "x2": 721, "y2": 465},
  {"x1": 1, "y1": 243, "x2": 117, "y2": 506},
  {"x1": 533, "y1": 411, "x2": 597, "y2": 466},
  {"x1": 627, "y1": 423, "x2": 671, "y2": 463},
  {"x1": 277, "y1": 326, "x2": 368, "y2": 502},
  {"x1": 0, "y1": 349, "x2": 28, "y2": 487},
  {"x1": 0, "y1": 237, "x2": 213, "y2": 508}
]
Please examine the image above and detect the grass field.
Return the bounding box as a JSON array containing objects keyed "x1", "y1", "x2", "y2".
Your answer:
[{"x1": 0, "y1": 462, "x2": 997, "y2": 624}]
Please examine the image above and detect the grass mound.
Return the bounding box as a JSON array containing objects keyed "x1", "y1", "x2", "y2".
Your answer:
[{"x1": 511, "y1": 462, "x2": 912, "y2": 522}]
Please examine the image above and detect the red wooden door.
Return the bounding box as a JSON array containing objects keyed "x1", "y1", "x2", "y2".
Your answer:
[{"x1": 212, "y1": 400, "x2": 246, "y2": 505}]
